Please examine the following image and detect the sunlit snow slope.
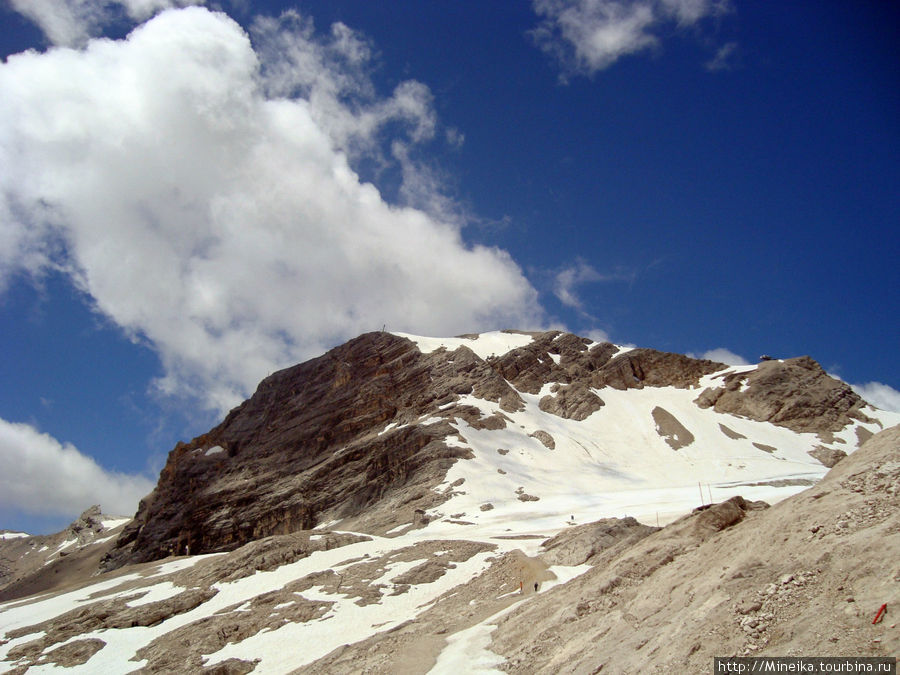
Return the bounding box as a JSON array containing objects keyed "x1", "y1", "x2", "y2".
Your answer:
[{"x1": 394, "y1": 331, "x2": 897, "y2": 531}]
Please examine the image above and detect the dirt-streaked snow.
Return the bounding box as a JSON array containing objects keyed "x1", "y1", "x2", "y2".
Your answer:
[{"x1": 203, "y1": 541, "x2": 498, "y2": 673}]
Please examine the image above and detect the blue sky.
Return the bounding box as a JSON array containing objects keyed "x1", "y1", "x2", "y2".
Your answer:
[{"x1": 0, "y1": 0, "x2": 897, "y2": 534}]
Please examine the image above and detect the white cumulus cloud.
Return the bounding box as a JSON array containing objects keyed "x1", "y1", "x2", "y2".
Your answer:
[
  {"x1": 9, "y1": 0, "x2": 204, "y2": 47},
  {"x1": 850, "y1": 382, "x2": 900, "y2": 413},
  {"x1": 552, "y1": 259, "x2": 634, "y2": 316},
  {"x1": 0, "y1": 418, "x2": 154, "y2": 518},
  {"x1": 553, "y1": 259, "x2": 606, "y2": 310},
  {"x1": 688, "y1": 348, "x2": 750, "y2": 366},
  {"x1": 531, "y1": 0, "x2": 730, "y2": 78},
  {"x1": 584, "y1": 327, "x2": 612, "y2": 343},
  {"x1": 0, "y1": 7, "x2": 543, "y2": 415}
]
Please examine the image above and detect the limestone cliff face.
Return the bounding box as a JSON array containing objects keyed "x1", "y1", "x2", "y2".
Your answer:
[{"x1": 105, "y1": 332, "x2": 462, "y2": 567}]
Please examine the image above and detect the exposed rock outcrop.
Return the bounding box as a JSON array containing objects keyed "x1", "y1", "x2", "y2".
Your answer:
[
  {"x1": 651, "y1": 406, "x2": 695, "y2": 450},
  {"x1": 66, "y1": 506, "x2": 105, "y2": 546},
  {"x1": 0, "y1": 509, "x2": 130, "y2": 602},
  {"x1": 528, "y1": 430, "x2": 555, "y2": 450},
  {"x1": 489, "y1": 332, "x2": 724, "y2": 393},
  {"x1": 808, "y1": 445, "x2": 848, "y2": 468},
  {"x1": 540, "y1": 517, "x2": 657, "y2": 566},
  {"x1": 589, "y1": 348, "x2": 725, "y2": 390},
  {"x1": 104, "y1": 332, "x2": 482, "y2": 568},
  {"x1": 695, "y1": 356, "x2": 873, "y2": 434},
  {"x1": 692, "y1": 495, "x2": 769, "y2": 536},
  {"x1": 539, "y1": 383, "x2": 604, "y2": 421}
]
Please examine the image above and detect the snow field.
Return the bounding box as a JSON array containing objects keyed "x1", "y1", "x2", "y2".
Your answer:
[
  {"x1": 0, "y1": 573, "x2": 144, "y2": 640},
  {"x1": 427, "y1": 563, "x2": 594, "y2": 674},
  {"x1": 0, "y1": 554, "x2": 222, "y2": 671},
  {"x1": 202, "y1": 538, "x2": 498, "y2": 673},
  {"x1": 423, "y1": 381, "x2": 868, "y2": 530},
  {"x1": 428, "y1": 614, "x2": 505, "y2": 675},
  {"x1": 392, "y1": 331, "x2": 536, "y2": 359}
]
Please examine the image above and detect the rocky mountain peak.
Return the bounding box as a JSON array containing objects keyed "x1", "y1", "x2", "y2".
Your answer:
[
  {"x1": 0, "y1": 507, "x2": 129, "y2": 601},
  {"x1": 66, "y1": 505, "x2": 105, "y2": 546},
  {"x1": 101, "y1": 330, "x2": 893, "y2": 571}
]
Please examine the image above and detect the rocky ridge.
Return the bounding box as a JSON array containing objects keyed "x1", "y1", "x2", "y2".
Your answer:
[
  {"x1": 694, "y1": 355, "x2": 874, "y2": 434},
  {"x1": 0, "y1": 507, "x2": 129, "y2": 601},
  {"x1": 103, "y1": 330, "x2": 883, "y2": 571}
]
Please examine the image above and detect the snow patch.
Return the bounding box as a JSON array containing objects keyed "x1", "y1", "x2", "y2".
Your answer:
[
  {"x1": 125, "y1": 582, "x2": 186, "y2": 607},
  {"x1": 101, "y1": 517, "x2": 132, "y2": 530},
  {"x1": 149, "y1": 553, "x2": 224, "y2": 577},
  {"x1": 378, "y1": 421, "x2": 406, "y2": 436},
  {"x1": 393, "y1": 331, "x2": 535, "y2": 360},
  {"x1": 91, "y1": 534, "x2": 119, "y2": 546},
  {"x1": 544, "y1": 564, "x2": 592, "y2": 591},
  {"x1": 385, "y1": 523, "x2": 414, "y2": 535},
  {"x1": 314, "y1": 519, "x2": 340, "y2": 530},
  {"x1": 429, "y1": 621, "x2": 505, "y2": 674}
]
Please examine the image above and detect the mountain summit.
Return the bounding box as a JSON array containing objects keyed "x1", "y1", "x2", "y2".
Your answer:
[{"x1": 103, "y1": 330, "x2": 889, "y2": 570}]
